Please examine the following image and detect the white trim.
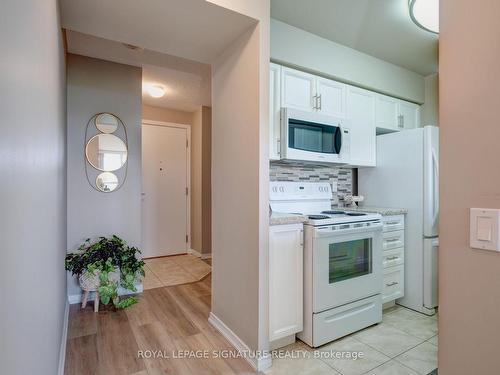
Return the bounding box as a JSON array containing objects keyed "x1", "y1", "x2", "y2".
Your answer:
[
  {"x1": 68, "y1": 283, "x2": 144, "y2": 305},
  {"x1": 188, "y1": 248, "x2": 212, "y2": 260},
  {"x1": 58, "y1": 301, "x2": 69, "y2": 375},
  {"x1": 141, "y1": 119, "x2": 192, "y2": 252},
  {"x1": 208, "y1": 312, "x2": 272, "y2": 371}
]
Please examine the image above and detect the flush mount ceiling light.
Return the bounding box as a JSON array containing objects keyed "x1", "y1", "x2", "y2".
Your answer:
[
  {"x1": 409, "y1": 0, "x2": 439, "y2": 34},
  {"x1": 147, "y1": 85, "x2": 165, "y2": 98}
]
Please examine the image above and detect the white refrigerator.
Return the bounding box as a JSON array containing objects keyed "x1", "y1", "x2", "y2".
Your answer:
[{"x1": 358, "y1": 126, "x2": 439, "y2": 315}]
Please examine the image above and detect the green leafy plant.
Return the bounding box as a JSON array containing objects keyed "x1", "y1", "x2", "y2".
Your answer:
[{"x1": 65, "y1": 235, "x2": 145, "y2": 309}]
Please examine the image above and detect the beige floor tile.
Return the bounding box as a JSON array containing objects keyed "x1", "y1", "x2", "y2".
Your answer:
[
  {"x1": 142, "y1": 266, "x2": 163, "y2": 290},
  {"x1": 353, "y1": 323, "x2": 423, "y2": 358},
  {"x1": 394, "y1": 342, "x2": 438, "y2": 375},
  {"x1": 157, "y1": 268, "x2": 198, "y2": 286},
  {"x1": 143, "y1": 255, "x2": 212, "y2": 287},
  {"x1": 365, "y1": 360, "x2": 419, "y2": 375},
  {"x1": 427, "y1": 335, "x2": 438, "y2": 346},
  {"x1": 383, "y1": 308, "x2": 438, "y2": 340},
  {"x1": 265, "y1": 356, "x2": 341, "y2": 375},
  {"x1": 317, "y1": 336, "x2": 390, "y2": 375}
]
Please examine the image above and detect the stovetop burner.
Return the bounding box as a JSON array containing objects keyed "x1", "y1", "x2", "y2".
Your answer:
[
  {"x1": 345, "y1": 212, "x2": 367, "y2": 216},
  {"x1": 308, "y1": 215, "x2": 330, "y2": 220},
  {"x1": 321, "y1": 210, "x2": 346, "y2": 215}
]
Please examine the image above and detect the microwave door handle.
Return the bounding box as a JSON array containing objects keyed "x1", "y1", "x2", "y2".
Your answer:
[{"x1": 335, "y1": 126, "x2": 342, "y2": 154}]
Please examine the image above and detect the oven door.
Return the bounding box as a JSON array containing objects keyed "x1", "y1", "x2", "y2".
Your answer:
[{"x1": 312, "y1": 223, "x2": 382, "y2": 313}]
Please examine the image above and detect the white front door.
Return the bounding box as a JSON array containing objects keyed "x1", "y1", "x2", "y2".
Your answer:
[{"x1": 142, "y1": 123, "x2": 189, "y2": 258}]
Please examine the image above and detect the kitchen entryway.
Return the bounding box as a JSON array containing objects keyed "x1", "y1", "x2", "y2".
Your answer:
[
  {"x1": 266, "y1": 305, "x2": 438, "y2": 375},
  {"x1": 142, "y1": 122, "x2": 191, "y2": 258}
]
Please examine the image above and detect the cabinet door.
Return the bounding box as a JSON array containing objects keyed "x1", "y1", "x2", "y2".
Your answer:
[
  {"x1": 269, "y1": 224, "x2": 303, "y2": 341},
  {"x1": 281, "y1": 67, "x2": 316, "y2": 112},
  {"x1": 399, "y1": 100, "x2": 420, "y2": 129},
  {"x1": 269, "y1": 63, "x2": 281, "y2": 160},
  {"x1": 346, "y1": 86, "x2": 376, "y2": 166},
  {"x1": 375, "y1": 94, "x2": 399, "y2": 131},
  {"x1": 316, "y1": 77, "x2": 346, "y2": 117}
]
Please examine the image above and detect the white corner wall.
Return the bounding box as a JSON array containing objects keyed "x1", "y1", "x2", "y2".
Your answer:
[
  {"x1": 271, "y1": 19, "x2": 425, "y2": 103},
  {"x1": 210, "y1": 0, "x2": 270, "y2": 357},
  {"x1": 66, "y1": 54, "x2": 142, "y2": 297},
  {"x1": 0, "y1": 1, "x2": 67, "y2": 374}
]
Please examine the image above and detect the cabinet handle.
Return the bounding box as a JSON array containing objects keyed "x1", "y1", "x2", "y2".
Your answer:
[
  {"x1": 386, "y1": 256, "x2": 400, "y2": 261},
  {"x1": 386, "y1": 281, "x2": 399, "y2": 287},
  {"x1": 318, "y1": 94, "x2": 322, "y2": 110},
  {"x1": 385, "y1": 238, "x2": 400, "y2": 243},
  {"x1": 385, "y1": 221, "x2": 400, "y2": 226},
  {"x1": 398, "y1": 115, "x2": 404, "y2": 128},
  {"x1": 277, "y1": 139, "x2": 281, "y2": 155},
  {"x1": 312, "y1": 95, "x2": 318, "y2": 110}
]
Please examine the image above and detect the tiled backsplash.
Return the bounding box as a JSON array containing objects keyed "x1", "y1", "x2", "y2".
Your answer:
[{"x1": 270, "y1": 161, "x2": 353, "y2": 207}]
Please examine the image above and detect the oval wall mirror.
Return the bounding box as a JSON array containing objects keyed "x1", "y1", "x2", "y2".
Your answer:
[
  {"x1": 96, "y1": 172, "x2": 119, "y2": 192},
  {"x1": 95, "y1": 113, "x2": 119, "y2": 134},
  {"x1": 85, "y1": 134, "x2": 128, "y2": 172}
]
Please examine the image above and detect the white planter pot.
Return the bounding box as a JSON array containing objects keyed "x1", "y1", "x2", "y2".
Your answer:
[{"x1": 79, "y1": 269, "x2": 120, "y2": 291}]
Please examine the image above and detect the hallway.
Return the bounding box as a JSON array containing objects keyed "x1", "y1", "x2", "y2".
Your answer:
[{"x1": 64, "y1": 273, "x2": 255, "y2": 375}]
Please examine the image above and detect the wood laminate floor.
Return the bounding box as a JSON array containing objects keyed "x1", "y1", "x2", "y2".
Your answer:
[{"x1": 64, "y1": 274, "x2": 255, "y2": 375}]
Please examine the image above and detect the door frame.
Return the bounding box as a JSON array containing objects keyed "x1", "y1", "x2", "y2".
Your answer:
[{"x1": 142, "y1": 119, "x2": 192, "y2": 252}]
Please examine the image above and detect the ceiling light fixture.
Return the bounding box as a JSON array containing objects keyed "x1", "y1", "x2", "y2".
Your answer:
[
  {"x1": 409, "y1": 0, "x2": 439, "y2": 34},
  {"x1": 148, "y1": 85, "x2": 165, "y2": 98}
]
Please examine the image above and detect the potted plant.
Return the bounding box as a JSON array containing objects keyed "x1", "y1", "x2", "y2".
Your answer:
[{"x1": 65, "y1": 235, "x2": 145, "y2": 310}]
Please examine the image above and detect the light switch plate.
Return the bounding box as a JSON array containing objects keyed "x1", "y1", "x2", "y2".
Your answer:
[{"x1": 470, "y1": 208, "x2": 500, "y2": 251}]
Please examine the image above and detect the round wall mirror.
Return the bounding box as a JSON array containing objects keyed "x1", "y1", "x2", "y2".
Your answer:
[
  {"x1": 85, "y1": 134, "x2": 128, "y2": 172},
  {"x1": 95, "y1": 113, "x2": 119, "y2": 134},
  {"x1": 96, "y1": 172, "x2": 119, "y2": 192}
]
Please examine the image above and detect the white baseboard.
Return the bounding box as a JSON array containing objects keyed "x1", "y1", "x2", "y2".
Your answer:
[
  {"x1": 208, "y1": 312, "x2": 272, "y2": 371},
  {"x1": 188, "y1": 248, "x2": 212, "y2": 260},
  {"x1": 68, "y1": 283, "x2": 144, "y2": 305},
  {"x1": 58, "y1": 300, "x2": 69, "y2": 375}
]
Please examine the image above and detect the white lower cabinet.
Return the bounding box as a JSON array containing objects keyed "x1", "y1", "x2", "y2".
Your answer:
[
  {"x1": 269, "y1": 224, "x2": 303, "y2": 341},
  {"x1": 381, "y1": 215, "x2": 405, "y2": 305}
]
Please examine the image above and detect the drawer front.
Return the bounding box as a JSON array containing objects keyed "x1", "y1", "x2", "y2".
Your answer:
[
  {"x1": 312, "y1": 294, "x2": 382, "y2": 347},
  {"x1": 382, "y1": 265, "x2": 404, "y2": 304},
  {"x1": 383, "y1": 230, "x2": 404, "y2": 250},
  {"x1": 383, "y1": 248, "x2": 404, "y2": 268},
  {"x1": 382, "y1": 215, "x2": 405, "y2": 232}
]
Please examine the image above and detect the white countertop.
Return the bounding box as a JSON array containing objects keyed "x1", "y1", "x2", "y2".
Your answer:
[
  {"x1": 269, "y1": 212, "x2": 307, "y2": 225},
  {"x1": 348, "y1": 206, "x2": 408, "y2": 216}
]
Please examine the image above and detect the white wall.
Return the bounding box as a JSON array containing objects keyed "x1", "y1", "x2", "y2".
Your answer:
[
  {"x1": 440, "y1": 0, "x2": 500, "y2": 373},
  {"x1": 0, "y1": 1, "x2": 67, "y2": 374},
  {"x1": 271, "y1": 19, "x2": 425, "y2": 103},
  {"x1": 421, "y1": 73, "x2": 439, "y2": 126},
  {"x1": 210, "y1": 0, "x2": 270, "y2": 356},
  {"x1": 66, "y1": 54, "x2": 142, "y2": 297}
]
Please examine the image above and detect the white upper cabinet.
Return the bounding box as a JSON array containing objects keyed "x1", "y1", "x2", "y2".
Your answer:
[
  {"x1": 399, "y1": 100, "x2": 420, "y2": 130},
  {"x1": 269, "y1": 63, "x2": 282, "y2": 160},
  {"x1": 316, "y1": 77, "x2": 346, "y2": 118},
  {"x1": 346, "y1": 86, "x2": 376, "y2": 167},
  {"x1": 375, "y1": 94, "x2": 400, "y2": 131},
  {"x1": 376, "y1": 93, "x2": 421, "y2": 133},
  {"x1": 281, "y1": 67, "x2": 316, "y2": 112}
]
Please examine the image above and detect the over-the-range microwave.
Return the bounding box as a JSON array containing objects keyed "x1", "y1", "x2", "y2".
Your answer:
[{"x1": 280, "y1": 107, "x2": 350, "y2": 164}]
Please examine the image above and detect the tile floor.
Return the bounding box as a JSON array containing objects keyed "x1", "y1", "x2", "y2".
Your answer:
[
  {"x1": 142, "y1": 254, "x2": 212, "y2": 289},
  {"x1": 265, "y1": 305, "x2": 438, "y2": 375}
]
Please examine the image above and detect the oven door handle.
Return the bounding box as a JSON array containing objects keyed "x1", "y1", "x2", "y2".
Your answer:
[{"x1": 314, "y1": 223, "x2": 383, "y2": 237}]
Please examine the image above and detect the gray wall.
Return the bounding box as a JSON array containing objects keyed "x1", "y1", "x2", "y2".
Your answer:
[
  {"x1": 66, "y1": 54, "x2": 142, "y2": 297},
  {"x1": 271, "y1": 19, "x2": 425, "y2": 103},
  {"x1": 0, "y1": 1, "x2": 67, "y2": 374}
]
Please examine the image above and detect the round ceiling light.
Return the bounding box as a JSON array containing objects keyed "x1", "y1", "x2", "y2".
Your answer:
[
  {"x1": 148, "y1": 85, "x2": 165, "y2": 98},
  {"x1": 409, "y1": 0, "x2": 439, "y2": 34}
]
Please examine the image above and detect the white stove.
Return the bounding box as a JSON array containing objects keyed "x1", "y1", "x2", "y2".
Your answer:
[{"x1": 270, "y1": 181, "x2": 383, "y2": 348}]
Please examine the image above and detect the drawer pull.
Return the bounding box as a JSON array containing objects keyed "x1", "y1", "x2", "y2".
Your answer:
[
  {"x1": 386, "y1": 281, "x2": 399, "y2": 287},
  {"x1": 385, "y1": 221, "x2": 400, "y2": 225},
  {"x1": 385, "y1": 238, "x2": 400, "y2": 243},
  {"x1": 386, "y1": 256, "x2": 400, "y2": 261}
]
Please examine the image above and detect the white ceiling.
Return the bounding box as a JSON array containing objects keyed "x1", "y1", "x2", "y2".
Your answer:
[
  {"x1": 271, "y1": 0, "x2": 438, "y2": 76},
  {"x1": 66, "y1": 31, "x2": 211, "y2": 112},
  {"x1": 60, "y1": 0, "x2": 257, "y2": 64}
]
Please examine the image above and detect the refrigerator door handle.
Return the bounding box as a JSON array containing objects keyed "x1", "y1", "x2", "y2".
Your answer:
[{"x1": 432, "y1": 149, "x2": 439, "y2": 227}]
